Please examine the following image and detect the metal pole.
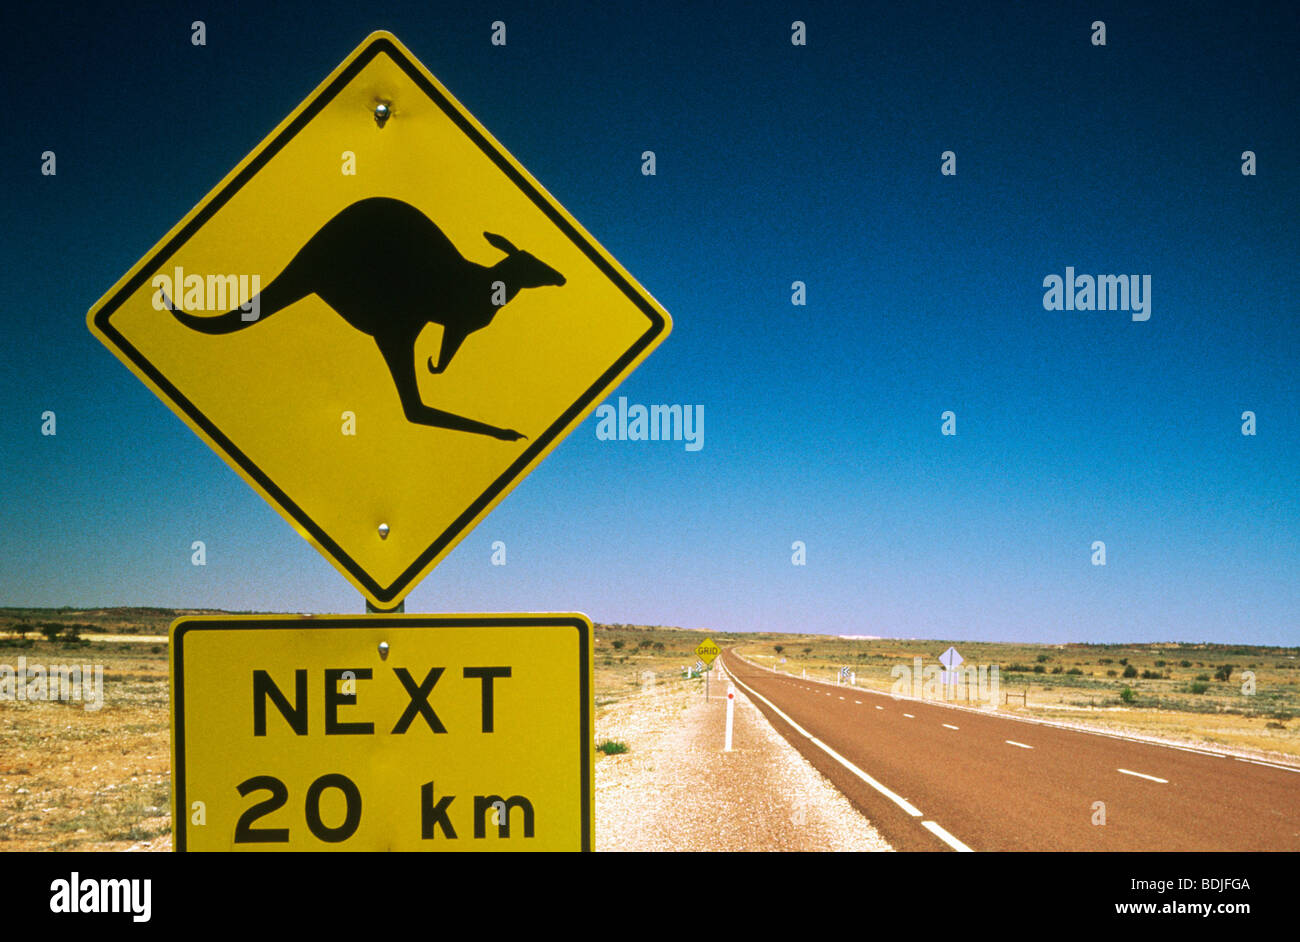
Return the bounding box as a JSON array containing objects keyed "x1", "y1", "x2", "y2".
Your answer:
[{"x1": 724, "y1": 684, "x2": 735, "y2": 751}]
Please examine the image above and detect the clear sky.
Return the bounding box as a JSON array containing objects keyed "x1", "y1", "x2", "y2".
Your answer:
[{"x1": 1, "y1": 1, "x2": 1296, "y2": 644}]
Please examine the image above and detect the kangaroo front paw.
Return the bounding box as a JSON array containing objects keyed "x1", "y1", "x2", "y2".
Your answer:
[{"x1": 495, "y1": 428, "x2": 527, "y2": 442}]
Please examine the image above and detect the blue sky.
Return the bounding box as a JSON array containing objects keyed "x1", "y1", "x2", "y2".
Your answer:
[{"x1": 1, "y1": 1, "x2": 1296, "y2": 643}]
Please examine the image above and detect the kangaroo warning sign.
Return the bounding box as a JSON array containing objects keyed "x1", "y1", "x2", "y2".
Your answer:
[
  {"x1": 170, "y1": 614, "x2": 593, "y2": 851},
  {"x1": 87, "y1": 31, "x2": 671, "y2": 608}
]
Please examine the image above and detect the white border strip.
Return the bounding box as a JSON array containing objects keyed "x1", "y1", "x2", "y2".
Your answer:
[
  {"x1": 724, "y1": 655, "x2": 974, "y2": 852},
  {"x1": 1117, "y1": 768, "x2": 1169, "y2": 783}
]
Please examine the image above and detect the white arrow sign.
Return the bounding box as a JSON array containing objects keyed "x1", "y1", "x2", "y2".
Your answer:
[{"x1": 939, "y1": 646, "x2": 963, "y2": 669}]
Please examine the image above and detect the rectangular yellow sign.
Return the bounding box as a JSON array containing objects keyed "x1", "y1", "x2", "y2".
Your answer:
[{"x1": 170, "y1": 614, "x2": 592, "y2": 851}]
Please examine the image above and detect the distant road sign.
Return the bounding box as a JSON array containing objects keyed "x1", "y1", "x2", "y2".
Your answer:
[
  {"x1": 170, "y1": 614, "x2": 592, "y2": 851},
  {"x1": 694, "y1": 638, "x2": 721, "y2": 665},
  {"x1": 940, "y1": 646, "x2": 964, "y2": 685},
  {"x1": 87, "y1": 31, "x2": 670, "y2": 610}
]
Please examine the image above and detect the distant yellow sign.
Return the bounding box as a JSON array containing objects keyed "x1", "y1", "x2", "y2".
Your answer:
[
  {"x1": 170, "y1": 614, "x2": 593, "y2": 851},
  {"x1": 694, "y1": 638, "x2": 720, "y2": 665},
  {"x1": 87, "y1": 31, "x2": 671, "y2": 609}
]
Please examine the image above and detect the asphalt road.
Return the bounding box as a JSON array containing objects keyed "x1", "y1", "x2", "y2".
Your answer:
[{"x1": 723, "y1": 651, "x2": 1300, "y2": 851}]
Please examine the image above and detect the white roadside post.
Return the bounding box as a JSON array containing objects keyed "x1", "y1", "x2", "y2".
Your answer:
[{"x1": 725, "y1": 684, "x2": 736, "y2": 751}]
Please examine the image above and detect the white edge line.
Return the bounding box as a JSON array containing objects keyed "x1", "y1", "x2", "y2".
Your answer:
[
  {"x1": 1117, "y1": 768, "x2": 1169, "y2": 783},
  {"x1": 1005, "y1": 740, "x2": 1033, "y2": 749},
  {"x1": 727, "y1": 650, "x2": 1300, "y2": 774},
  {"x1": 724, "y1": 655, "x2": 976, "y2": 852},
  {"x1": 943, "y1": 723, "x2": 960, "y2": 730},
  {"x1": 725, "y1": 663, "x2": 921, "y2": 816},
  {"x1": 922, "y1": 819, "x2": 973, "y2": 852}
]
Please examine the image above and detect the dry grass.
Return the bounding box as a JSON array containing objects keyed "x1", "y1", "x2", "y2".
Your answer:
[
  {"x1": 0, "y1": 611, "x2": 736, "y2": 851},
  {"x1": 735, "y1": 636, "x2": 1300, "y2": 762}
]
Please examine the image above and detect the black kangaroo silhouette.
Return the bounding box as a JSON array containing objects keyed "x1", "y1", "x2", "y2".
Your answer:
[{"x1": 163, "y1": 197, "x2": 566, "y2": 441}]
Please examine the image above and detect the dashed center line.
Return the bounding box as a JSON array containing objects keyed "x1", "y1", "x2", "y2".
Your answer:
[
  {"x1": 875, "y1": 705, "x2": 883, "y2": 710},
  {"x1": 1118, "y1": 768, "x2": 1169, "y2": 783},
  {"x1": 903, "y1": 713, "x2": 915, "y2": 718},
  {"x1": 854, "y1": 700, "x2": 863, "y2": 704},
  {"x1": 1005, "y1": 740, "x2": 1033, "y2": 749},
  {"x1": 943, "y1": 723, "x2": 960, "y2": 730}
]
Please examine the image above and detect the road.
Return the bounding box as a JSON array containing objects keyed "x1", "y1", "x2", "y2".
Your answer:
[{"x1": 723, "y1": 650, "x2": 1300, "y2": 851}]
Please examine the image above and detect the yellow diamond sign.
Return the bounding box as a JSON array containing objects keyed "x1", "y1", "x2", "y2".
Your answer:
[
  {"x1": 694, "y1": 637, "x2": 720, "y2": 665},
  {"x1": 170, "y1": 614, "x2": 593, "y2": 851},
  {"x1": 87, "y1": 31, "x2": 671, "y2": 608}
]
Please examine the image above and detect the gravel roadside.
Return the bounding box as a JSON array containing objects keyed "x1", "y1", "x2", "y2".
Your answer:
[{"x1": 595, "y1": 664, "x2": 892, "y2": 851}]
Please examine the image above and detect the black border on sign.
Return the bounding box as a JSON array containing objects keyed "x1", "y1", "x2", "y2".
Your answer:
[
  {"x1": 172, "y1": 614, "x2": 592, "y2": 852},
  {"x1": 91, "y1": 36, "x2": 668, "y2": 605}
]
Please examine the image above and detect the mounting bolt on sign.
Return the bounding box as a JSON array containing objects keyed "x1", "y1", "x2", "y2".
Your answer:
[{"x1": 85, "y1": 29, "x2": 672, "y2": 611}]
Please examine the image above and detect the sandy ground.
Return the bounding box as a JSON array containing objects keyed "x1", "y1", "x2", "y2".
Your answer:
[{"x1": 595, "y1": 664, "x2": 891, "y2": 851}]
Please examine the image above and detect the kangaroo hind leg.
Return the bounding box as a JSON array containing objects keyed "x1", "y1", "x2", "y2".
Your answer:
[{"x1": 374, "y1": 333, "x2": 525, "y2": 441}]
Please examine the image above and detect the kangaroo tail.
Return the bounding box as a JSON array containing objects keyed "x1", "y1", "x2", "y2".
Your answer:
[{"x1": 164, "y1": 271, "x2": 310, "y2": 335}]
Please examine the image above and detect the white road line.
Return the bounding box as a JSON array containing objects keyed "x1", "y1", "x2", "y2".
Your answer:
[
  {"x1": 1118, "y1": 768, "x2": 1169, "y2": 783},
  {"x1": 726, "y1": 665, "x2": 958, "y2": 835},
  {"x1": 1005, "y1": 740, "x2": 1033, "y2": 749},
  {"x1": 729, "y1": 651, "x2": 1300, "y2": 773},
  {"x1": 855, "y1": 700, "x2": 863, "y2": 704},
  {"x1": 922, "y1": 820, "x2": 974, "y2": 852},
  {"x1": 903, "y1": 713, "x2": 915, "y2": 718},
  {"x1": 875, "y1": 705, "x2": 884, "y2": 710},
  {"x1": 943, "y1": 724, "x2": 960, "y2": 730},
  {"x1": 839, "y1": 696, "x2": 846, "y2": 700}
]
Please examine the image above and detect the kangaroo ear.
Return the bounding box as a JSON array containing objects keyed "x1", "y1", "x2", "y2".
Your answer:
[{"x1": 484, "y1": 232, "x2": 519, "y2": 256}]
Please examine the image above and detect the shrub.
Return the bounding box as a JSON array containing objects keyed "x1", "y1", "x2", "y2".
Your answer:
[
  {"x1": 1154, "y1": 660, "x2": 1166, "y2": 667},
  {"x1": 1119, "y1": 687, "x2": 1135, "y2": 704},
  {"x1": 1067, "y1": 667, "x2": 1083, "y2": 675},
  {"x1": 1189, "y1": 682, "x2": 1209, "y2": 694},
  {"x1": 1180, "y1": 660, "x2": 1192, "y2": 668},
  {"x1": 1098, "y1": 658, "x2": 1113, "y2": 664},
  {"x1": 39, "y1": 624, "x2": 62, "y2": 642},
  {"x1": 1032, "y1": 665, "x2": 1046, "y2": 674},
  {"x1": 1122, "y1": 665, "x2": 1138, "y2": 678},
  {"x1": 596, "y1": 740, "x2": 629, "y2": 755},
  {"x1": 1051, "y1": 666, "x2": 1063, "y2": 674},
  {"x1": 1119, "y1": 658, "x2": 1129, "y2": 666},
  {"x1": 1195, "y1": 673, "x2": 1210, "y2": 682},
  {"x1": 773, "y1": 645, "x2": 784, "y2": 655},
  {"x1": 1140, "y1": 670, "x2": 1161, "y2": 680},
  {"x1": 1213, "y1": 665, "x2": 1234, "y2": 682},
  {"x1": 1107, "y1": 670, "x2": 1118, "y2": 677},
  {"x1": 1036, "y1": 654, "x2": 1050, "y2": 663},
  {"x1": 653, "y1": 641, "x2": 665, "y2": 651},
  {"x1": 611, "y1": 640, "x2": 624, "y2": 650}
]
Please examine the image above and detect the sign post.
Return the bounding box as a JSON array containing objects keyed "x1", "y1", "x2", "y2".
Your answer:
[
  {"x1": 694, "y1": 638, "x2": 720, "y2": 701},
  {"x1": 724, "y1": 684, "x2": 736, "y2": 751}
]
